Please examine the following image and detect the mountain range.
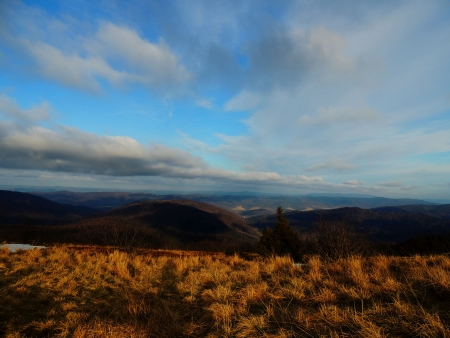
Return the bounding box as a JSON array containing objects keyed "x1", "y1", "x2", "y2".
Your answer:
[
  {"x1": 34, "y1": 190, "x2": 435, "y2": 215},
  {"x1": 0, "y1": 190, "x2": 258, "y2": 251},
  {"x1": 1, "y1": 190, "x2": 449, "y2": 253},
  {"x1": 0, "y1": 190, "x2": 96, "y2": 225}
]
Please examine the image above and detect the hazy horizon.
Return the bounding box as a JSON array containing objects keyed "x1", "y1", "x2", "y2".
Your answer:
[
  {"x1": 1, "y1": 1, "x2": 449, "y2": 200},
  {"x1": 2, "y1": 184, "x2": 449, "y2": 205}
]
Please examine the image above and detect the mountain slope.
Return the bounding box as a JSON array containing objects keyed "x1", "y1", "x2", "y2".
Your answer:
[
  {"x1": 0, "y1": 190, "x2": 98, "y2": 226},
  {"x1": 33, "y1": 191, "x2": 436, "y2": 215},
  {"x1": 373, "y1": 204, "x2": 450, "y2": 219},
  {"x1": 248, "y1": 207, "x2": 450, "y2": 243},
  {"x1": 101, "y1": 199, "x2": 259, "y2": 238},
  {"x1": 34, "y1": 191, "x2": 158, "y2": 211},
  {"x1": 33, "y1": 199, "x2": 260, "y2": 250}
]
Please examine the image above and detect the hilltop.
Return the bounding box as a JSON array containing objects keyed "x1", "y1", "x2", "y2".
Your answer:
[
  {"x1": 68, "y1": 199, "x2": 260, "y2": 250},
  {"x1": 1, "y1": 246, "x2": 449, "y2": 337}
]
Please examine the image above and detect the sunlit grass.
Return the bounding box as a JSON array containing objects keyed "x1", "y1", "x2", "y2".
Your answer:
[{"x1": 1, "y1": 245, "x2": 450, "y2": 337}]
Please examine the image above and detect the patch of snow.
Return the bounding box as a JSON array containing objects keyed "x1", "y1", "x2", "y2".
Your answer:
[
  {"x1": 294, "y1": 263, "x2": 306, "y2": 267},
  {"x1": 0, "y1": 244, "x2": 47, "y2": 253}
]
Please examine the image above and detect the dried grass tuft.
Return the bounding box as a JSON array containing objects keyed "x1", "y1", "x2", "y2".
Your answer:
[{"x1": 1, "y1": 245, "x2": 450, "y2": 337}]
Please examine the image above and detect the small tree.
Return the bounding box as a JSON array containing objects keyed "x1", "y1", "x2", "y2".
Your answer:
[{"x1": 257, "y1": 206, "x2": 303, "y2": 261}]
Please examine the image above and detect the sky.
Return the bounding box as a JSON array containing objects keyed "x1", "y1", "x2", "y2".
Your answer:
[{"x1": 0, "y1": 0, "x2": 449, "y2": 200}]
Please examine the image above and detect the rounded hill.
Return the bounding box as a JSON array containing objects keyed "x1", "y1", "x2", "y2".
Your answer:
[
  {"x1": 0, "y1": 190, "x2": 97, "y2": 225},
  {"x1": 105, "y1": 199, "x2": 259, "y2": 236},
  {"x1": 69, "y1": 199, "x2": 260, "y2": 250}
]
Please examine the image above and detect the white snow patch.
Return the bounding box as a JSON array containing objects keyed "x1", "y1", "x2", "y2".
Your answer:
[{"x1": 0, "y1": 244, "x2": 47, "y2": 253}]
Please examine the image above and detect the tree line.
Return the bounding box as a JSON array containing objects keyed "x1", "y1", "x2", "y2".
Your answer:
[{"x1": 256, "y1": 206, "x2": 368, "y2": 261}]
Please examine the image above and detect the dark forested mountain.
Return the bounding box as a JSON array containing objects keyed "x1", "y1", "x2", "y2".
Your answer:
[
  {"x1": 3, "y1": 189, "x2": 448, "y2": 251},
  {"x1": 0, "y1": 193, "x2": 259, "y2": 251},
  {"x1": 373, "y1": 204, "x2": 450, "y2": 219},
  {"x1": 396, "y1": 232, "x2": 450, "y2": 254},
  {"x1": 34, "y1": 191, "x2": 159, "y2": 211},
  {"x1": 68, "y1": 199, "x2": 260, "y2": 247},
  {"x1": 0, "y1": 190, "x2": 98, "y2": 225},
  {"x1": 103, "y1": 199, "x2": 258, "y2": 237},
  {"x1": 33, "y1": 191, "x2": 436, "y2": 215},
  {"x1": 248, "y1": 206, "x2": 450, "y2": 243}
]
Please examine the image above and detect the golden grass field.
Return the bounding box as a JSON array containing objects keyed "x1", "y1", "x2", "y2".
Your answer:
[{"x1": 1, "y1": 245, "x2": 450, "y2": 337}]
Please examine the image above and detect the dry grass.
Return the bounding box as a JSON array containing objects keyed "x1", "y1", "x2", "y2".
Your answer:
[{"x1": 1, "y1": 246, "x2": 450, "y2": 337}]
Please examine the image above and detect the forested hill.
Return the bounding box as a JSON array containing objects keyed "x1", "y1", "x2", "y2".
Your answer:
[
  {"x1": 248, "y1": 206, "x2": 450, "y2": 243},
  {"x1": 0, "y1": 190, "x2": 98, "y2": 226},
  {"x1": 0, "y1": 194, "x2": 259, "y2": 251},
  {"x1": 373, "y1": 204, "x2": 450, "y2": 219}
]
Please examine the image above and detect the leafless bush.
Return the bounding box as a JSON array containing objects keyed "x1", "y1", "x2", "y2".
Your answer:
[
  {"x1": 101, "y1": 219, "x2": 149, "y2": 251},
  {"x1": 312, "y1": 217, "x2": 367, "y2": 261}
]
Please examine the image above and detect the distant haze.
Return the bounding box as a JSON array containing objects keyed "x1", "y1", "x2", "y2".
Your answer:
[{"x1": 0, "y1": 1, "x2": 449, "y2": 200}]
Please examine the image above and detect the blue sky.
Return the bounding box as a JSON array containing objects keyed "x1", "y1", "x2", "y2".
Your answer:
[{"x1": 0, "y1": 0, "x2": 449, "y2": 199}]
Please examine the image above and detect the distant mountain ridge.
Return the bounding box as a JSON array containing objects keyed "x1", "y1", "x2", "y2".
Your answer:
[
  {"x1": 34, "y1": 190, "x2": 159, "y2": 211},
  {"x1": 3, "y1": 189, "x2": 448, "y2": 249},
  {"x1": 373, "y1": 204, "x2": 450, "y2": 219},
  {"x1": 0, "y1": 191, "x2": 258, "y2": 250},
  {"x1": 248, "y1": 205, "x2": 450, "y2": 243},
  {"x1": 33, "y1": 191, "x2": 436, "y2": 216},
  {"x1": 0, "y1": 190, "x2": 98, "y2": 225}
]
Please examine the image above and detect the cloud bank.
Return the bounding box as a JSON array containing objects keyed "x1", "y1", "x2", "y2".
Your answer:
[{"x1": 0, "y1": 0, "x2": 449, "y2": 199}]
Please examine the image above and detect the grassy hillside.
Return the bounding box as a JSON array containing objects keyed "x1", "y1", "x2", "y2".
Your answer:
[{"x1": 1, "y1": 246, "x2": 450, "y2": 337}]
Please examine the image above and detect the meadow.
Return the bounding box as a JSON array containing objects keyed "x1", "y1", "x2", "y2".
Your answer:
[{"x1": 1, "y1": 246, "x2": 450, "y2": 337}]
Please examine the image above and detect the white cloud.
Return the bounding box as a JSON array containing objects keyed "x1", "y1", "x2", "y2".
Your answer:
[
  {"x1": 94, "y1": 23, "x2": 192, "y2": 91},
  {"x1": 5, "y1": 16, "x2": 192, "y2": 95},
  {"x1": 343, "y1": 180, "x2": 362, "y2": 186},
  {"x1": 196, "y1": 99, "x2": 214, "y2": 109},
  {"x1": 378, "y1": 181, "x2": 404, "y2": 188},
  {"x1": 0, "y1": 94, "x2": 51, "y2": 122},
  {"x1": 298, "y1": 106, "x2": 381, "y2": 126},
  {"x1": 1, "y1": 0, "x2": 449, "y2": 198},
  {"x1": 21, "y1": 40, "x2": 128, "y2": 93},
  {"x1": 0, "y1": 110, "x2": 337, "y2": 190},
  {"x1": 224, "y1": 90, "x2": 264, "y2": 112},
  {"x1": 240, "y1": 26, "x2": 365, "y2": 92},
  {"x1": 211, "y1": 1, "x2": 450, "y2": 193},
  {"x1": 306, "y1": 159, "x2": 357, "y2": 172},
  {"x1": 400, "y1": 185, "x2": 418, "y2": 191},
  {"x1": 0, "y1": 121, "x2": 204, "y2": 176}
]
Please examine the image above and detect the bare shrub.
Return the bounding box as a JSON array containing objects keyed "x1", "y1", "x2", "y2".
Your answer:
[
  {"x1": 101, "y1": 219, "x2": 149, "y2": 251},
  {"x1": 312, "y1": 217, "x2": 367, "y2": 261}
]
